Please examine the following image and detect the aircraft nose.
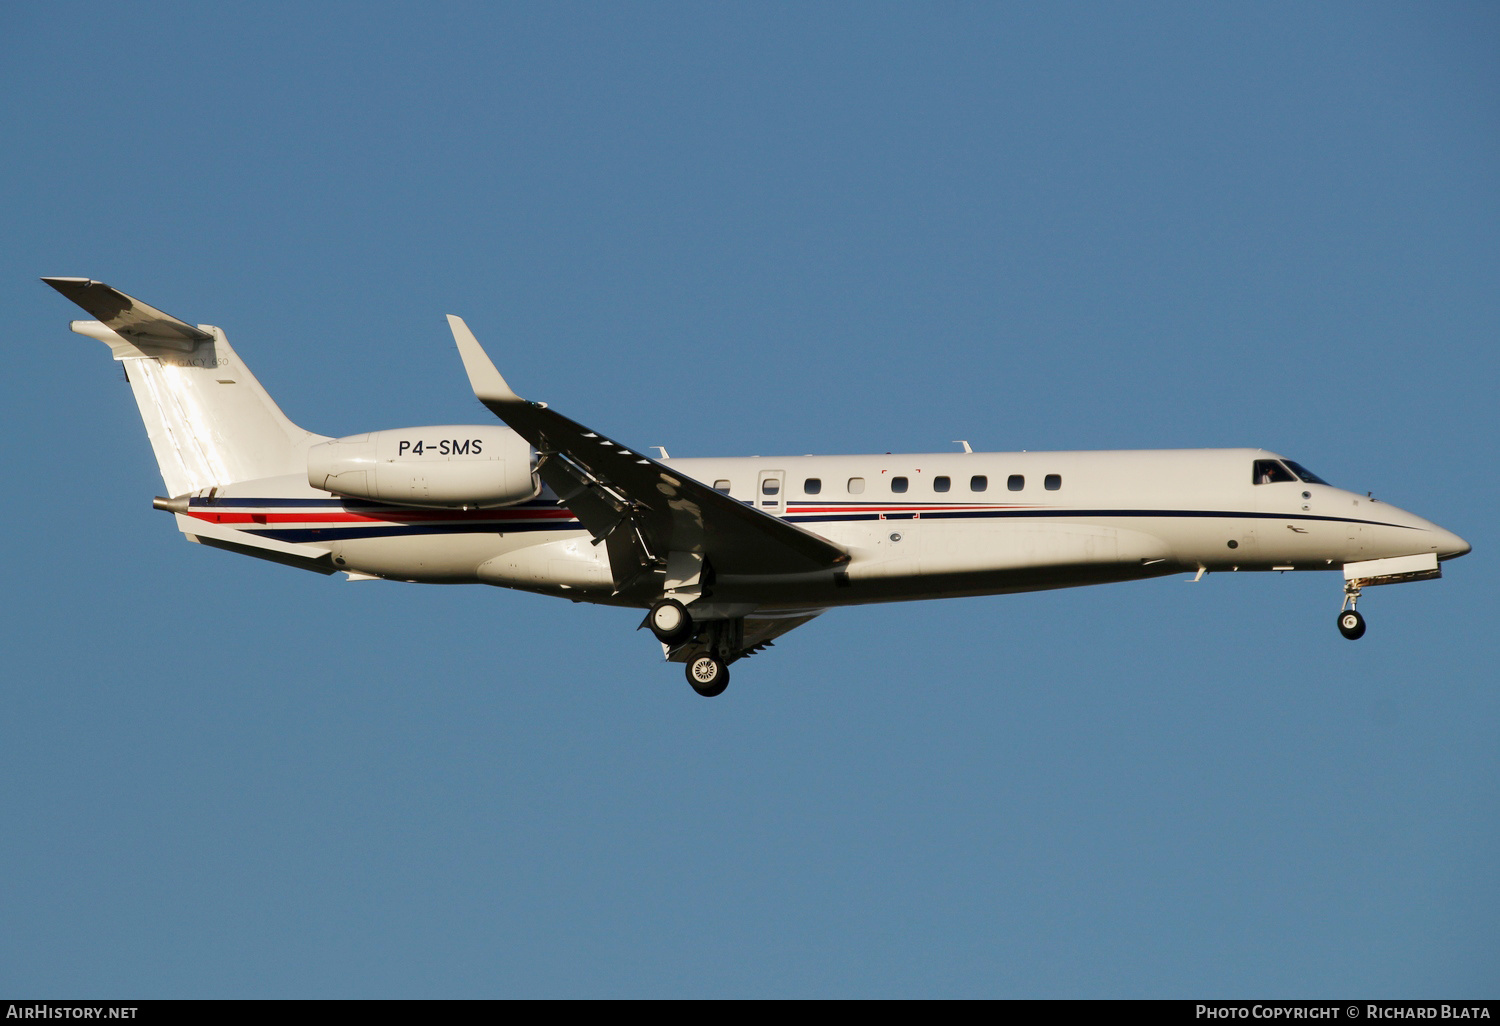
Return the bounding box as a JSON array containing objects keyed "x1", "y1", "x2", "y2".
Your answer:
[{"x1": 1435, "y1": 527, "x2": 1471, "y2": 560}]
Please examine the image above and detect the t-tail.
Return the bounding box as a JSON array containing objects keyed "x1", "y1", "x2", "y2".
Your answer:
[{"x1": 44, "y1": 277, "x2": 335, "y2": 571}]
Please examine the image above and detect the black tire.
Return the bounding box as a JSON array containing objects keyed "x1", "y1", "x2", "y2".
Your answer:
[
  {"x1": 648, "y1": 599, "x2": 693, "y2": 645},
  {"x1": 1337, "y1": 609, "x2": 1366, "y2": 640},
  {"x1": 686, "y1": 655, "x2": 729, "y2": 697}
]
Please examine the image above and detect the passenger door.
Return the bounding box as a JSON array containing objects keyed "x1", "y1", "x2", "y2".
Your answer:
[{"x1": 757, "y1": 470, "x2": 786, "y2": 515}]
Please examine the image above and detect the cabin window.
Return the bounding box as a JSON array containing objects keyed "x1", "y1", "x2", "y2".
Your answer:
[
  {"x1": 934, "y1": 476, "x2": 951, "y2": 492},
  {"x1": 761, "y1": 479, "x2": 780, "y2": 495},
  {"x1": 1253, "y1": 460, "x2": 1296, "y2": 485},
  {"x1": 804, "y1": 478, "x2": 822, "y2": 495},
  {"x1": 848, "y1": 477, "x2": 865, "y2": 494},
  {"x1": 1045, "y1": 474, "x2": 1061, "y2": 491},
  {"x1": 1008, "y1": 474, "x2": 1025, "y2": 491},
  {"x1": 891, "y1": 476, "x2": 909, "y2": 493},
  {"x1": 713, "y1": 480, "x2": 731, "y2": 494},
  {"x1": 970, "y1": 475, "x2": 988, "y2": 492}
]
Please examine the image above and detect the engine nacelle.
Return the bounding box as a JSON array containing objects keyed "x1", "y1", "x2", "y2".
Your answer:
[{"x1": 308, "y1": 425, "x2": 540, "y2": 508}]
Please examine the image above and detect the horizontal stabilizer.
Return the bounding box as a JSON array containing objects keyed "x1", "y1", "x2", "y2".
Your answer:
[{"x1": 42, "y1": 277, "x2": 212, "y2": 349}]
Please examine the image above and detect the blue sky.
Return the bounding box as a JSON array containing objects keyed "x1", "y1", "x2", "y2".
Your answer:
[{"x1": 3, "y1": 1, "x2": 1496, "y2": 997}]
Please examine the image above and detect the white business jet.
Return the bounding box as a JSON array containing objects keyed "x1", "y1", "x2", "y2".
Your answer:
[{"x1": 45, "y1": 278, "x2": 1470, "y2": 697}]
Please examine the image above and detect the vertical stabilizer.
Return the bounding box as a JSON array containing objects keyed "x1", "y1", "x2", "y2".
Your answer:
[{"x1": 44, "y1": 278, "x2": 325, "y2": 495}]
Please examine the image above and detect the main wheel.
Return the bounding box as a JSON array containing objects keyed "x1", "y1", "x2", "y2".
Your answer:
[
  {"x1": 648, "y1": 599, "x2": 693, "y2": 645},
  {"x1": 686, "y1": 655, "x2": 729, "y2": 697},
  {"x1": 1337, "y1": 609, "x2": 1366, "y2": 640}
]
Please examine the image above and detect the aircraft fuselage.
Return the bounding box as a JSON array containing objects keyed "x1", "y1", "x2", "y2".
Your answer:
[{"x1": 185, "y1": 446, "x2": 1467, "y2": 610}]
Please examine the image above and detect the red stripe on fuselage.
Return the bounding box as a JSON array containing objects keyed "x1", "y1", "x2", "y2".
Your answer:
[
  {"x1": 186, "y1": 508, "x2": 578, "y2": 526},
  {"x1": 789, "y1": 504, "x2": 1035, "y2": 514}
]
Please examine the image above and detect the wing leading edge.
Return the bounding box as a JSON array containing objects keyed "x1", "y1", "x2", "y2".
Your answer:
[{"x1": 447, "y1": 315, "x2": 849, "y2": 600}]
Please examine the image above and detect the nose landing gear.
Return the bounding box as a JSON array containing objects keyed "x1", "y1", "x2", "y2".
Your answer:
[
  {"x1": 1338, "y1": 581, "x2": 1366, "y2": 640},
  {"x1": 1337, "y1": 608, "x2": 1366, "y2": 640}
]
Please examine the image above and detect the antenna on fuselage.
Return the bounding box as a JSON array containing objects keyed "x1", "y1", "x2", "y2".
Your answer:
[{"x1": 953, "y1": 440, "x2": 972, "y2": 454}]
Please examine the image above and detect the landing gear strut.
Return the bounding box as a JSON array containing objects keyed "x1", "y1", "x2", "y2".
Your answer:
[
  {"x1": 1338, "y1": 581, "x2": 1366, "y2": 640},
  {"x1": 686, "y1": 655, "x2": 729, "y2": 697}
]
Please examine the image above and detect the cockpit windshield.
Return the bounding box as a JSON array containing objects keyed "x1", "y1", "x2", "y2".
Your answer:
[
  {"x1": 1253, "y1": 459, "x2": 1296, "y2": 484},
  {"x1": 1281, "y1": 459, "x2": 1329, "y2": 486},
  {"x1": 1253, "y1": 458, "x2": 1331, "y2": 486}
]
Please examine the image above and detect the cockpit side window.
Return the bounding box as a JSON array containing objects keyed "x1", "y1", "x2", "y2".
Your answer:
[
  {"x1": 1281, "y1": 460, "x2": 1329, "y2": 486},
  {"x1": 1253, "y1": 459, "x2": 1297, "y2": 485}
]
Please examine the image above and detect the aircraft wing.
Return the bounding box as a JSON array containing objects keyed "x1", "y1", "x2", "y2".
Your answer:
[{"x1": 448, "y1": 316, "x2": 849, "y2": 598}]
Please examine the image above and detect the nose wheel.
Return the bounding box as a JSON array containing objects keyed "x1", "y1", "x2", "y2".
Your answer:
[{"x1": 1337, "y1": 609, "x2": 1366, "y2": 640}]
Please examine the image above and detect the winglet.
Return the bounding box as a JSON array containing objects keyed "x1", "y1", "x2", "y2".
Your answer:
[{"x1": 447, "y1": 314, "x2": 523, "y2": 404}]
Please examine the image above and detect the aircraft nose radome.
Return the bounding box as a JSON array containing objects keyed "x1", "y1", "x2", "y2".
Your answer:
[{"x1": 1437, "y1": 528, "x2": 1471, "y2": 560}]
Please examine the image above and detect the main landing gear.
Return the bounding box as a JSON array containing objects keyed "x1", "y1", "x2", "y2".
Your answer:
[
  {"x1": 645, "y1": 598, "x2": 738, "y2": 697},
  {"x1": 647, "y1": 598, "x2": 693, "y2": 645},
  {"x1": 686, "y1": 655, "x2": 729, "y2": 697},
  {"x1": 1338, "y1": 580, "x2": 1367, "y2": 640}
]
